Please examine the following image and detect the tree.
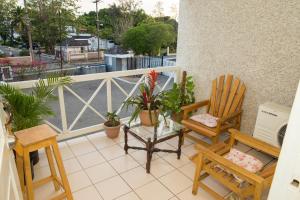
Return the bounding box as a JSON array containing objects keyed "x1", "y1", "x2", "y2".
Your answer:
[
  {"x1": 0, "y1": 0, "x2": 17, "y2": 45},
  {"x1": 154, "y1": 16, "x2": 178, "y2": 53},
  {"x1": 77, "y1": 0, "x2": 148, "y2": 44},
  {"x1": 122, "y1": 22, "x2": 176, "y2": 56},
  {"x1": 26, "y1": 0, "x2": 78, "y2": 53},
  {"x1": 153, "y1": 1, "x2": 164, "y2": 18}
]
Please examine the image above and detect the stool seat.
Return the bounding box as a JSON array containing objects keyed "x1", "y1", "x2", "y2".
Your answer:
[
  {"x1": 14, "y1": 124, "x2": 73, "y2": 200},
  {"x1": 15, "y1": 124, "x2": 57, "y2": 147}
]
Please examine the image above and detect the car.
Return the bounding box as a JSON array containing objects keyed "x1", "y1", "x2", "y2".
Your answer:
[
  {"x1": 0, "y1": 49, "x2": 5, "y2": 57},
  {"x1": 19, "y1": 42, "x2": 40, "y2": 50}
]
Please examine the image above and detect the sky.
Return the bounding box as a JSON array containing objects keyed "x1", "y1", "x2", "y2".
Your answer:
[
  {"x1": 18, "y1": 0, "x2": 179, "y2": 17},
  {"x1": 77, "y1": 0, "x2": 179, "y2": 16}
]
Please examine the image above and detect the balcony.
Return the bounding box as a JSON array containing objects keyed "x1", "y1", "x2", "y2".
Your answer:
[
  {"x1": 5, "y1": 66, "x2": 273, "y2": 200},
  {"x1": 32, "y1": 128, "x2": 272, "y2": 200}
]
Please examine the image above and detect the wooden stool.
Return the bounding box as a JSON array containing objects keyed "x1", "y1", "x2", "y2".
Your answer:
[{"x1": 14, "y1": 124, "x2": 73, "y2": 200}]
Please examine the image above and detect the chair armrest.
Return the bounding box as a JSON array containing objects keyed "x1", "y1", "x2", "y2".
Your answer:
[
  {"x1": 181, "y1": 100, "x2": 210, "y2": 119},
  {"x1": 259, "y1": 162, "x2": 277, "y2": 178},
  {"x1": 196, "y1": 144, "x2": 265, "y2": 184},
  {"x1": 228, "y1": 129, "x2": 281, "y2": 158}
]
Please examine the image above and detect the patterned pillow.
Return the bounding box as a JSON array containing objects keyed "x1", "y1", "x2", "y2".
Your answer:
[
  {"x1": 224, "y1": 148, "x2": 263, "y2": 173},
  {"x1": 190, "y1": 113, "x2": 219, "y2": 127}
]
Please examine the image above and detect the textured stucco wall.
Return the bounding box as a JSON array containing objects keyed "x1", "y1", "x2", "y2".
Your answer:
[{"x1": 177, "y1": 0, "x2": 300, "y2": 133}]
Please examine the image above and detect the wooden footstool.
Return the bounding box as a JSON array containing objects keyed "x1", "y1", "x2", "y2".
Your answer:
[{"x1": 14, "y1": 124, "x2": 73, "y2": 200}]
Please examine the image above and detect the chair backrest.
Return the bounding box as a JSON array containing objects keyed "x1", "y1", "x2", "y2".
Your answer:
[{"x1": 208, "y1": 74, "x2": 246, "y2": 118}]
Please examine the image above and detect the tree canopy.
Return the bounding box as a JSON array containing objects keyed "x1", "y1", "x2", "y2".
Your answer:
[
  {"x1": 0, "y1": 0, "x2": 18, "y2": 45},
  {"x1": 122, "y1": 22, "x2": 176, "y2": 56},
  {"x1": 0, "y1": 0, "x2": 179, "y2": 55},
  {"x1": 76, "y1": 2, "x2": 149, "y2": 44},
  {"x1": 27, "y1": 0, "x2": 78, "y2": 53}
]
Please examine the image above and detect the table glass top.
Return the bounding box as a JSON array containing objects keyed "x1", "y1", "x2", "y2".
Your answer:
[{"x1": 126, "y1": 116, "x2": 183, "y2": 140}]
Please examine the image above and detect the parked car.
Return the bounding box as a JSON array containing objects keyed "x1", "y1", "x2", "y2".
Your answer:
[
  {"x1": 19, "y1": 42, "x2": 40, "y2": 50},
  {"x1": 0, "y1": 49, "x2": 5, "y2": 57}
]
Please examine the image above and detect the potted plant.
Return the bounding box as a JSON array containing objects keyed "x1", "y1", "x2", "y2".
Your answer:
[
  {"x1": 0, "y1": 74, "x2": 71, "y2": 175},
  {"x1": 161, "y1": 71, "x2": 195, "y2": 122},
  {"x1": 123, "y1": 70, "x2": 163, "y2": 126},
  {"x1": 104, "y1": 111, "x2": 121, "y2": 138}
]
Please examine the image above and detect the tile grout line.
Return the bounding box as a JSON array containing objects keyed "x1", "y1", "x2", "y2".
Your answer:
[
  {"x1": 65, "y1": 135, "x2": 106, "y2": 200},
  {"x1": 86, "y1": 133, "x2": 144, "y2": 200}
]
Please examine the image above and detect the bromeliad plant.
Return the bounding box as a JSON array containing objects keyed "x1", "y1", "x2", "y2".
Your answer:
[{"x1": 123, "y1": 70, "x2": 163, "y2": 125}]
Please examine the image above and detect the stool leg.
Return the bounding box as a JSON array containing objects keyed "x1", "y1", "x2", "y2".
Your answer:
[
  {"x1": 15, "y1": 154, "x2": 25, "y2": 195},
  {"x1": 24, "y1": 150, "x2": 34, "y2": 200},
  {"x1": 45, "y1": 146, "x2": 60, "y2": 191},
  {"x1": 51, "y1": 140, "x2": 73, "y2": 200}
]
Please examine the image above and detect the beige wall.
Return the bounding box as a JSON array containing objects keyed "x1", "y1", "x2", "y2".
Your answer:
[{"x1": 177, "y1": 0, "x2": 300, "y2": 133}]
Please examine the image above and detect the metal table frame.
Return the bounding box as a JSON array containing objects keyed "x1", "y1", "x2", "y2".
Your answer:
[{"x1": 123, "y1": 124, "x2": 183, "y2": 173}]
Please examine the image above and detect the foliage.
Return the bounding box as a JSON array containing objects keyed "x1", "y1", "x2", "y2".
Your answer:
[
  {"x1": 19, "y1": 49, "x2": 30, "y2": 56},
  {"x1": 0, "y1": 74, "x2": 71, "y2": 131},
  {"x1": 76, "y1": 0, "x2": 149, "y2": 43},
  {"x1": 26, "y1": 0, "x2": 78, "y2": 53},
  {"x1": 161, "y1": 72, "x2": 195, "y2": 115},
  {"x1": 0, "y1": 51, "x2": 5, "y2": 58},
  {"x1": 0, "y1": 0, "x2": 17, "y2": 45},
  {"x1": 105, "y1": 111, "x2": 120, "y2": 127},
  {"x1": 122, "y1": 22, "x2": 176, "y2": 56},
  {"x1": 123, "y1": 70, "x2": 164, "y2": 125}
]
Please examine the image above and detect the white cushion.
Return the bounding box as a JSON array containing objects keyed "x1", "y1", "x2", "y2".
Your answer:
[{"x1": 190, "y1": 113, "x2": 219, "y2": 127}]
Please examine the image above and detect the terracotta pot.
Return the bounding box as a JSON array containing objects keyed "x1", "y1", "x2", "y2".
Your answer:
[
  {"x1": 104, "y1": 121, "x2": 121, "y2": 139},
  {"x1": 139, "y1": 109, "x2": 159, "y2": 126},
  {"x1": 171, "y1": 111, "x2": 184, "y2": 123}
]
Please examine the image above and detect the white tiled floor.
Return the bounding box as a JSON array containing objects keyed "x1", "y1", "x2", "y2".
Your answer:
[{"x1": 33, "y1": 130, "x2": 271, "y2": 200}]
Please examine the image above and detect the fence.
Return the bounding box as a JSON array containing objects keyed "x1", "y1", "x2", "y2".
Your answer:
[{"x1": 9, "y1": 66, "x2": 180, "y2": 140}]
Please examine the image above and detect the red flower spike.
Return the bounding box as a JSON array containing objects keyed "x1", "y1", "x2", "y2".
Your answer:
[
  {"x1": 148, "y1": 70, "x2": 158, "y2": 94},
  {"x1": 142, "y1": 90, "x2": 148, "y2": 106}
]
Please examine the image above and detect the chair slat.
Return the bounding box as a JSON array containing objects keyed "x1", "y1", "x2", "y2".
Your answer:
[
  {"x1": 209, "y1": 79, "x2": 217, "y2": 115},
  {"x1": 228, "y1": 83, "x2": 246, "y2": 115},
  {"x1": 218, "y1": 75, "x2": 233, "y2": 117},
  {"x1": 223, "y1": 78, "x2": 240, "y2": 117},
  {"x1": 215, "y1": 75, "x2": 225, "y2": 116}
]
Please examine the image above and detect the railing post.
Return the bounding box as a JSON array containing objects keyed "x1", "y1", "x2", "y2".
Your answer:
[
  {"x1": 58, "y1": 86, "x2": 68, "y2": 133},
  {"x1": 174, "y1": 67, "x2": 181, "y2": 84},
  {"x1": 106, "y1": 78, "x2": 112, "y2": 112}
]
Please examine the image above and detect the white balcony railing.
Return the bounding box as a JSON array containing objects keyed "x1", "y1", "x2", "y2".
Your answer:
[{"x1": 9, "y1": 66, "x2": 180, "y2": 140}]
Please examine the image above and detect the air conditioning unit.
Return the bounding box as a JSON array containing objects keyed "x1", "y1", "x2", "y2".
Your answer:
[{"x1": 253, "y1": 102, "x2": 291, "y2": 147}]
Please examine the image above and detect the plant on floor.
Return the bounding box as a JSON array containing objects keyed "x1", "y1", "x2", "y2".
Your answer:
[
  {"x1": 0, "y1": 73, "x2": 71, "y2": 131},
  {"x1": 104, "y1": 110, "x2": 121, "y2": 138},
  {"x1": 161, "y1": 71, "x2": 195, "y2": 122},
  {"x1": 0, "y1": 73, "x2": 71, "y2": 169},
  {"x1": 123, "y1": 70, "x2": 164, "y2": 126}
]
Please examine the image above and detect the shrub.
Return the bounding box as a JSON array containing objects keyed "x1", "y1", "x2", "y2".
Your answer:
[{"x1": 19, "y1": 49, "x2": 30, "y2": 56}]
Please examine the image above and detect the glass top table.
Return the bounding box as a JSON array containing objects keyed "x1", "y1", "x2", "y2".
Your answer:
[{"x1": 123, "y1": 117, "x2": 184, "y2": 173}]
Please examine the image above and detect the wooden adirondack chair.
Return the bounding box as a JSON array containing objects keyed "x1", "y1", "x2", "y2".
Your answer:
[
  {"x1": 192, "y1": 129, "x2": 280, "y2": 200},
  {"x1": 181, "y1": 74, "x2": 246, "y2": 145}
]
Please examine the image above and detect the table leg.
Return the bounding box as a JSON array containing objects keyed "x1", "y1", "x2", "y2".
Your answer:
[
  {"x1": 177, "y1": 130, "x2": 183, "y2": 159},
  {"x1": 146, "y1": 138, "x2": 152, "y2": 173},
  {"x1": 123, "y1": 126, "x2": 129, "y2": 154}
]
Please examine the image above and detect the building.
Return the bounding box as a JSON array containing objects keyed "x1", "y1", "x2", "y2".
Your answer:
[
  {"x1": 54, "y1": 36, "x2": 89, "y2": 62},
  {"x1": 55, "y1": 35, "x2": 115, "y2": 62}
]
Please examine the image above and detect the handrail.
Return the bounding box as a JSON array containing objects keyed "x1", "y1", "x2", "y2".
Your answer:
[
  {"x1": 6, "y1": 66, "x2": 180, "y2": 140},
  {"x1": 9, "y1": 66, "x2": 180, "y2": 89}
]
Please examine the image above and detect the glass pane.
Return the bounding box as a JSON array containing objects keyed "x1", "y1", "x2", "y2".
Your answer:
[{"x1": 127, "y1": 116, "x2": 182, "y2": 141}]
